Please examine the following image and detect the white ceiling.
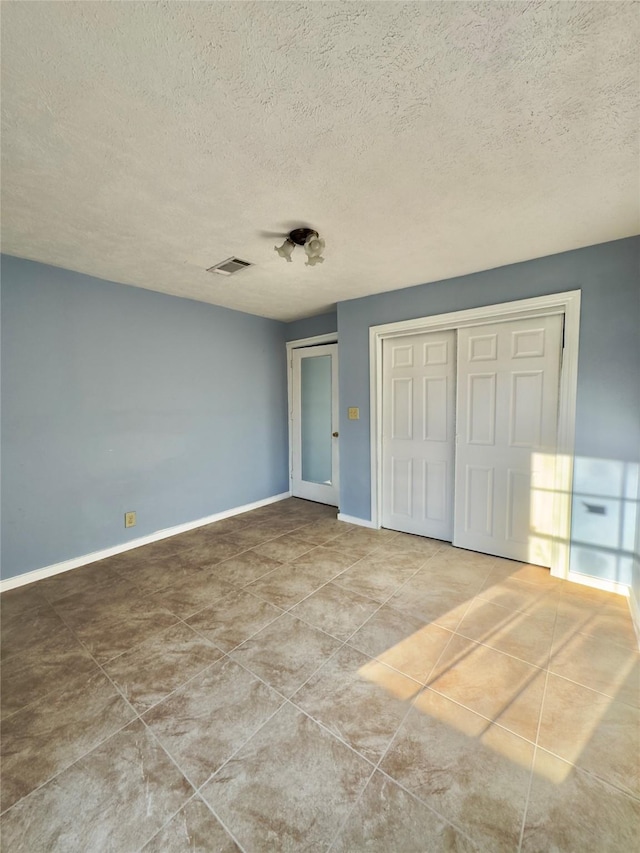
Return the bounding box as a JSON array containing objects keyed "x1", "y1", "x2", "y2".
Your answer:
[{"x1": 1, "y1": 1, "x2": 638, "y2": 322}]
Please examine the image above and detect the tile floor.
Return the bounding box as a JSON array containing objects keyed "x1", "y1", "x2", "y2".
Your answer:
[{"x1": 1, "y1": 498, "x2": 638, "y2": 852}]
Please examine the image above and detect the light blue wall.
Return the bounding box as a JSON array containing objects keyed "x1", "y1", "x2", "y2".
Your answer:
[
  {"x1": 1, "y1": 256, "x2": 289, "y2": 581},
  {"x1": 4, "y1": 240, "x2": 638, "y2": 587},
  {"x1": 337, "y1": 237, "x2": 640, "y2": 583},
  {"x1": 285, "y1": 311, "x2": 337, "y2": 342}
]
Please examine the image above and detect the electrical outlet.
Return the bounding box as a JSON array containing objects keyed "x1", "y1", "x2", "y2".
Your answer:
[
  {"x1": 124, "y1": 511, "x2": 136, "y2": 528},
  {"x1": 348, "y1": 407, "x2": 360, "y2": 420}
]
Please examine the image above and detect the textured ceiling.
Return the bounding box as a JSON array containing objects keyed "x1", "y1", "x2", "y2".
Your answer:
[{"x1": 1, "y1": 1, "x2": 638, "y2": 321}]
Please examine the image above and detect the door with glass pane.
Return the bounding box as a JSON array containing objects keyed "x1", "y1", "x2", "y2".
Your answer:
[{"x1": 291, "y1": 344, "x2": 339, "y2": 506}]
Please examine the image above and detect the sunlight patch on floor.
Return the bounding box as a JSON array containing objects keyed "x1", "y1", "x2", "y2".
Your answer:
[{"x1": 357, "y1": 568, "x2": 634, "y2": 785}]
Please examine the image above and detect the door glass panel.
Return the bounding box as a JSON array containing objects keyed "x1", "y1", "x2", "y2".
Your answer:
[{"x1": 301, "y1": 355, "x2": 332, "y2": 485}]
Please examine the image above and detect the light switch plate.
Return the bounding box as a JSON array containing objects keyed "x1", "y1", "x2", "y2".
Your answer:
[
  {"x1": 348, "y1": 407, "x2": 360, "y2": 420},
  {"x1": 124, "y1": 511, "x2": 137, "y2": 528}
]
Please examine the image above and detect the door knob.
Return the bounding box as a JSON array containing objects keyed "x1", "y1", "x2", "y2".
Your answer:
[{"x1": 332, "y1": 432, "x2": 339, "y2": 437}]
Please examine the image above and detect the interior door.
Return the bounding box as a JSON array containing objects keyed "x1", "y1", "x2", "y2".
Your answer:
[
  {"x1": 381, "y1": 331, "x2": 456, "y2": 539},
  {"x1": 291, "y1": 344, "x2": 339, "y2": 506},
  {"x1": 454, "y1": 315, "x2": 563, "y2": 564}
]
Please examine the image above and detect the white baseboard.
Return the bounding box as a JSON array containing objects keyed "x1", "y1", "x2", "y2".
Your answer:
[
  {"x1": 337, "y1": 513, "x2": 377, "y2": 529},
  {"x1": 565, "y1": 570, "x2": 630, "y2": 598},
  {"x1": 0, "y1": 492, "x2": 291, "y2": 593},
  {"x1": 629, "y1": 583, "x2": 640, "y2": 651}
]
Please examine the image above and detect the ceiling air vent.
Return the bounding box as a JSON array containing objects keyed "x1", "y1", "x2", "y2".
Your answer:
[{"x1": 207, "y1": 257, "x2": 253, "y2": 276}]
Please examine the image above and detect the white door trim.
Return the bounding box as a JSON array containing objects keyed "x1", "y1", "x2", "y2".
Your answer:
[
  {"x1": 369, "y1": 290, "x2": 581, "y2": 579},
  {"x1": 286, "y1": 332, "x2": 338, "y2": 499},
  {"x1": 286, "y1": 332, "x2": 338, "y2": 351}
]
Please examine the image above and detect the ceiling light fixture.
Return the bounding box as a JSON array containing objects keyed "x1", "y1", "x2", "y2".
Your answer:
[{"x1": 275, "y1": 228, "x2": 325, "y2": 267}]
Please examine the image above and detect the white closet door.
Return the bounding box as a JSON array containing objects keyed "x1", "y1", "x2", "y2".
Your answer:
[
  {"x1": 382, "y1": 331, "x2": 456, "y2": 539},
  {"x1": 454, "y1": 315, "x2": 563, "y2": 564}
]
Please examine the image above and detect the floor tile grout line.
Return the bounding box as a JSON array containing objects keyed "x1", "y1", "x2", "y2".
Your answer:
[
  {"x1": 0, "y1": 508, "x2": 395, "y2": 818},
  {"x1": 285, "y1": 684, "x2": 473, "y2": 853},
  {"x1": 137, "y1": 714, "x2": 211, "y2": 794},
  {"x1": 23, "y1": 525, "x2": 412, "y2": 641},
  {"x1": 263, "y1": 550, "x2": 493, "y2": 693},
  {"x1": 327, "y1": 550, "x2": 443, "y2": 620},
  {"x1": 567, "y1": 627, "x2": 640, "y2": 654},
  {"x1": 542, "y1": 668, "x2": 640, "y2": 710},
  {"x1": 158, "y1": 534, "x2": 396, "y2": 622},
  {"x1": 135, "y1": 714, "x2": 259, "y2": 853},
  {"x1": 549, "y1": 605, "x2": 640, "y2": 656},
  {"x1": 38, "y1": 605, "x2": 143, "y2": 719},
  {"x1": 324, "y1": 614, "x2": 480, "y2": 852},
  {"x1": 287, "y1": 696, "x2": 414, "y2": 772},
  {"x1": 281, "y1": 553, "x2": 434, "y2": 642},
  {"x1": 528, "y1": 743, "x2": 640, "y2": 803},
  {"x1": 0, "y1": 645, "x2": 107, "y2": 723},
  {"x1": 122, "y1": 634, "x2": 337, "y2": 853},
  {"x1": 324, "y1": 763, "x2": 379, "y2": 850},
  {"x1": 266, "y1": 581, "x2": 405, "y2": 702},
  {"x1": 516, "y1": 592, "x2": 562, "y2": 852},
  {"x1": 382, "y1": 557, "x2": 498, "y2": 635},
  {"x1": 529, "y1": 595, "x2": 640, "y2": 807},
  {"x1": 229, "y1": 624, "x2": 350, "y2": 701},
  {"x1": 3, "y1": 609, "x2": 477, "y2": 848},
  {"x1": 130, "y1": 791, "x2": 200, "y2": 853},
  {"x1": 446, "y1": 629, "x2": 554, "y2": 672},
  {"x1": 106, "y1": 541, "x2": 352, "y2": 630},
  {"x1": 252, "y1": 540, "x2": 412, "y2": 612},
  {"x1": 108, "y1": 513, "x2": 346, "y2": 600},
  {"x1": 126, "y1": 583, "x2": 384, "y2": 721},
  {"x1": 194, "y1": 795, "x2": 251, "y2": 853},
  {"x1": 375, "y1": 764, "x2": 483, "y2": 849},
  {"x1": 189, "y1": 693, "x2": 290, "y2": 795},
  {"x1": 426, "y1": 643, "x2": 549, "y2": 739},
  {"x1": 418, "y1": 684, "x2": 541, "y2": 747},
  {"x1": 239, "y1": 547, "x2": 416, "y2": 624},
  {"x1": 1, "y1": 601, "x2": 226, "y2": 820},
  {"x1": 111, "y1": 607, "x2": 305, "y2": 716},
  {"x1": 450, "y1": 594, "x2": 560, "y2": 659},
  {"x1": 350, "y1": 605, "x2": 493, "y2": 841},
  {"x1": 182, "y1": 604, "x2": 286, "y2": 657},
  {"x1": 0, "y1": 713, "x2": 137, "y2": 818},
  {"x1": 46, "y1": 592, "x2": 185, "y2": 650},
  {"x1": 58, "y1": 532, "x2": 636, "y2": 804},
  {"x1": 188, "y1": 580, "x2": 419, "y2": 803},
  {"x1": 131, "y1": 646, "x2": 295, "y2": 801},
  {"x1": 6, "y1": 506, "x2": 635, "y2": 848},
  {"x1": 343, "y1": 613, "x2": 500, "y2": 849},
  {"x1": 133, "y1": 647, "x2": 229, "y2": 714}
]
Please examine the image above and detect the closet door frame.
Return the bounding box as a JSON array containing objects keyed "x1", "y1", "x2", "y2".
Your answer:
[{"x1": 369, "y1": 290, "x2": 581, "y2": 581}]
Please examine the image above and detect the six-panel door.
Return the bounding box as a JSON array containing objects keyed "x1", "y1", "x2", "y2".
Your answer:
[
  {"x1": 380, "y1": 316, "x2": 562, "y2": 565},
  {"x1": 453, "y1": 315, "x2": 562, "y2": 564},
  {"x1": 381, "y1": 331, "x2": 456, "y2": 539}
]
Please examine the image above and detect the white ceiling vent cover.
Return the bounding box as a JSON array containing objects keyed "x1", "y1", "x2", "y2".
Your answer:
[{"x1": 207, "y1": 257, "x2": 253, "y2": 276}]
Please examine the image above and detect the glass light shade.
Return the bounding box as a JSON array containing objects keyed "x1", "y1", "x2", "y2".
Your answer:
[
  {"x1": 275, "y1": 239, "x2": 295, "y2": 262},
  {"x1": 304, "y1": 236, "x2": 325, "y2": 259},
  {"x1": 305, "y1": 254, "x2": 324, "y2": 267}
]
